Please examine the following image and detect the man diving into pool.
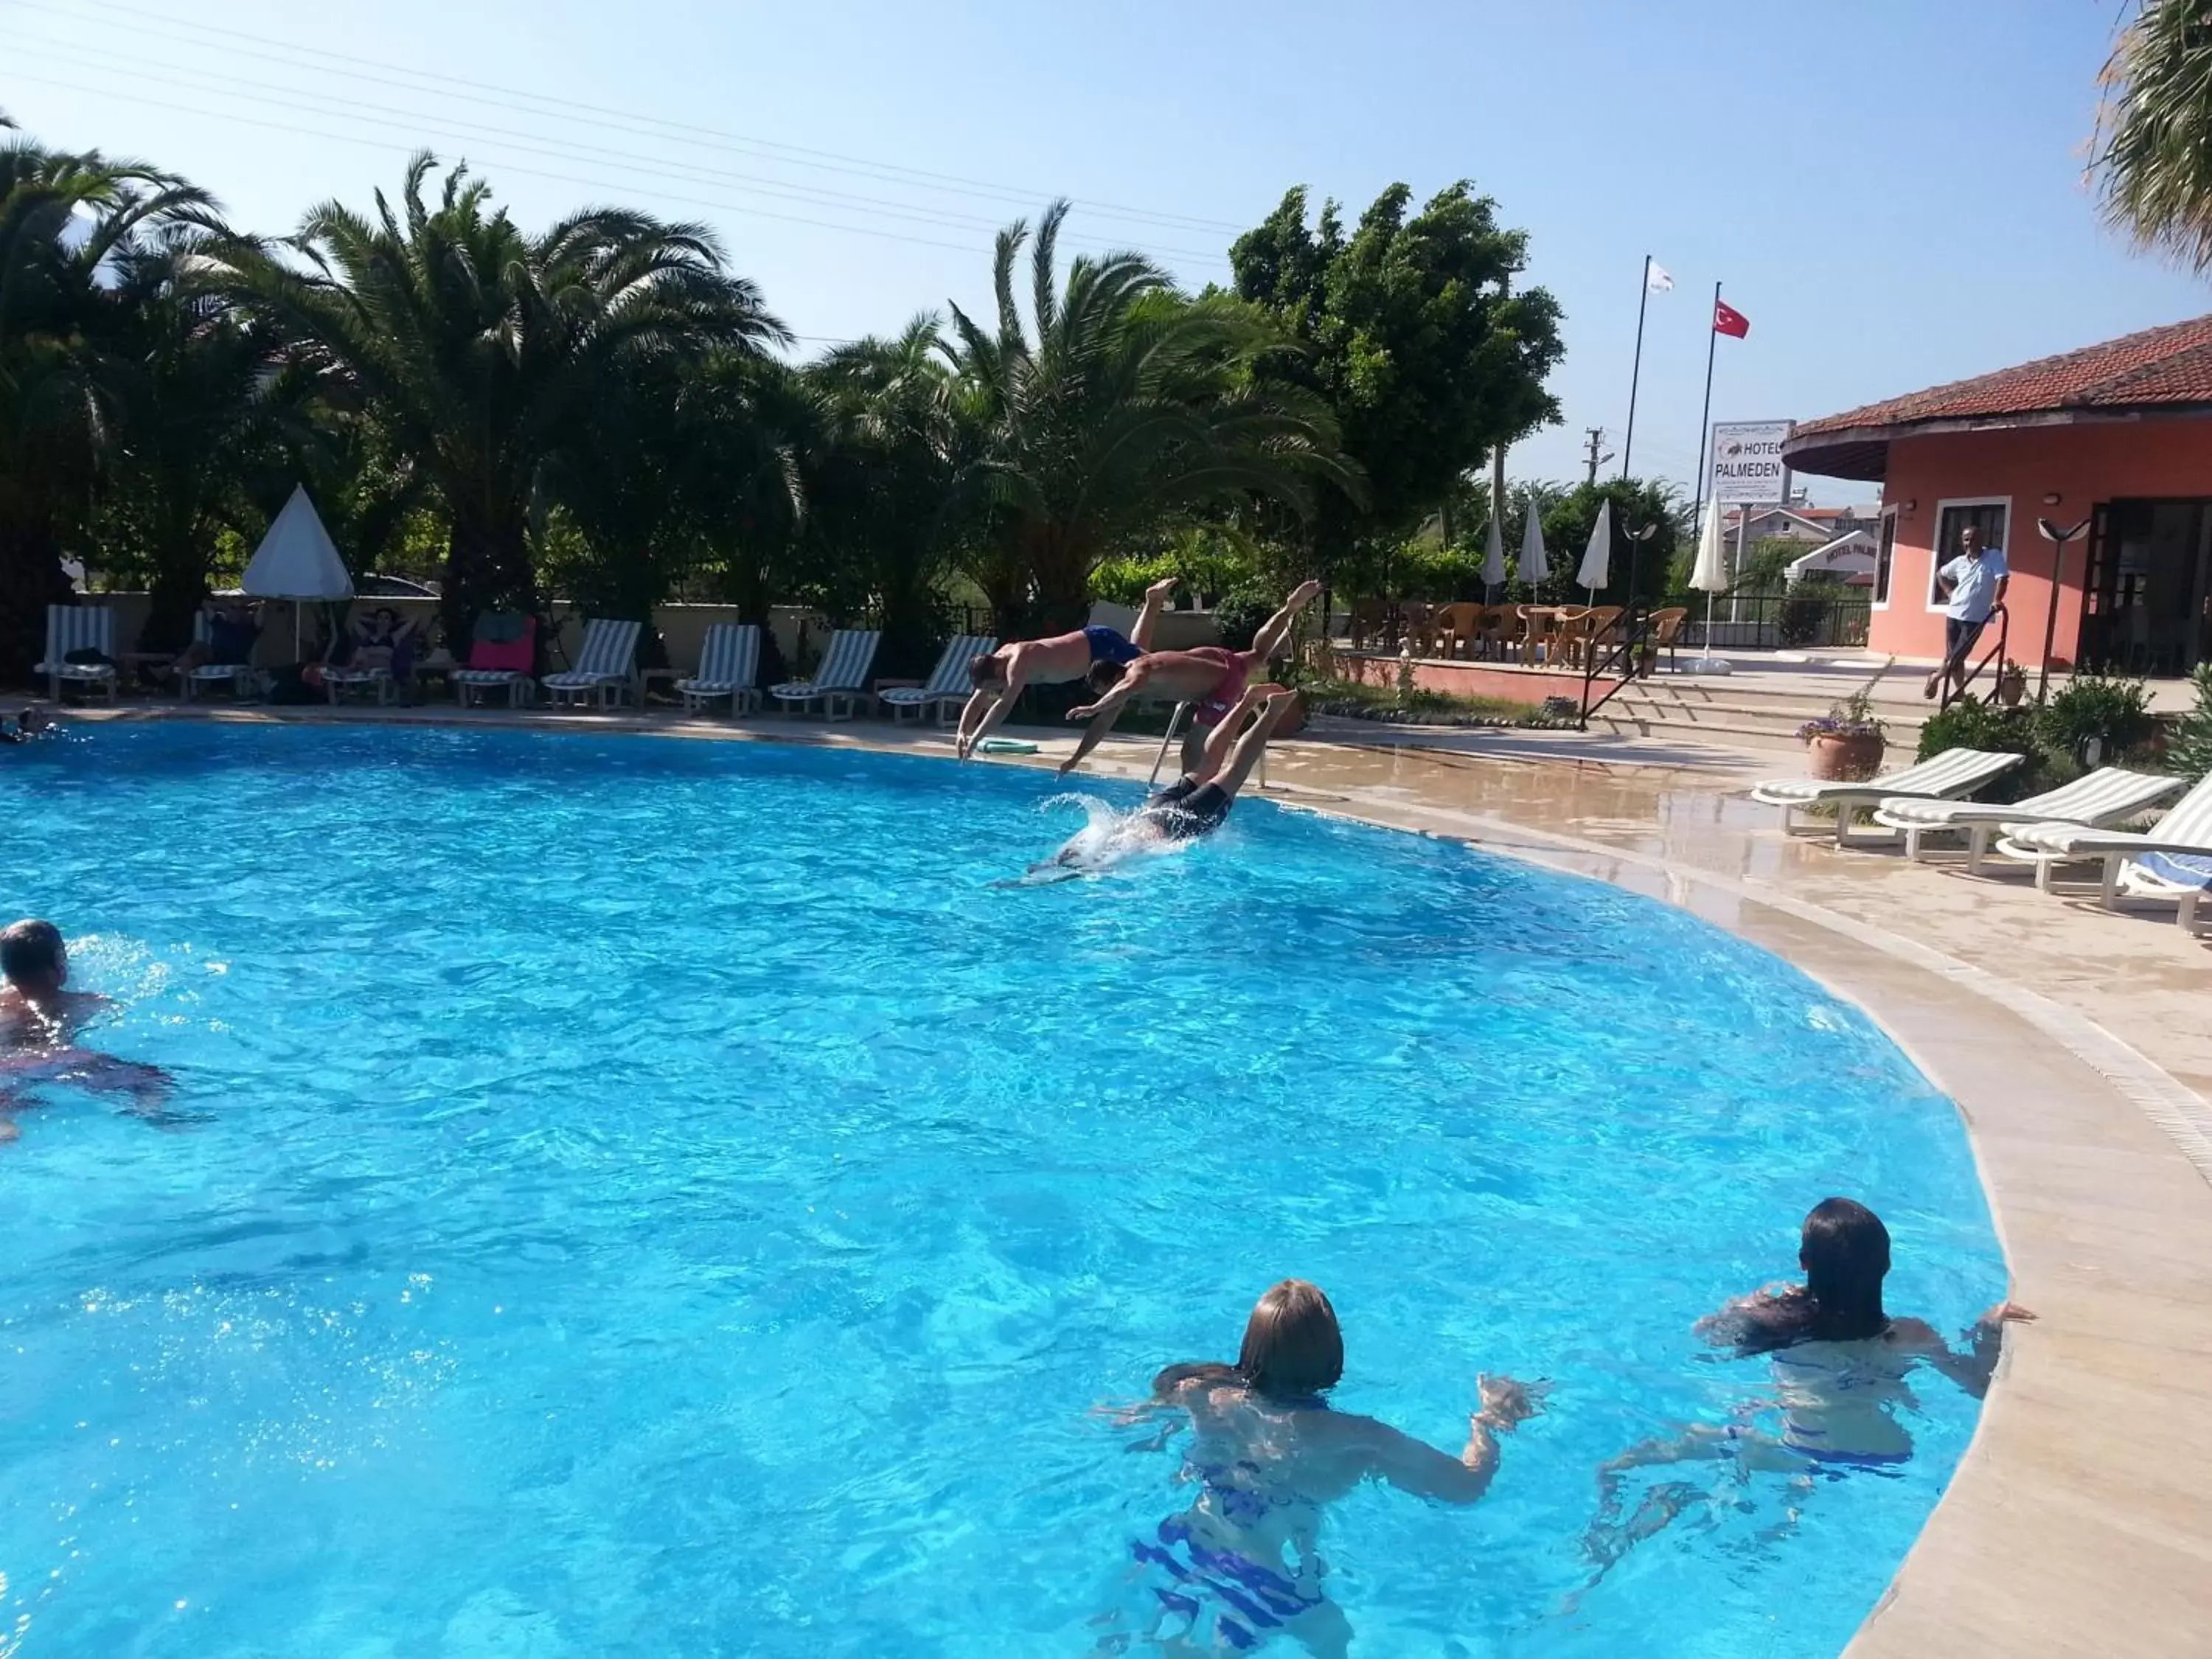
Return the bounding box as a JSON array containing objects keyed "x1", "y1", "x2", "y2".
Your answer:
[
  {"x1": 954, "y1": 577, "x2": 1180, "y2": 759},
  {"x1": 1056, "y1": 580, "x2": 1320, "y2": 779},
  {"x1": 1037, "y1": 686, "x2": 1301, "y2": 877}
]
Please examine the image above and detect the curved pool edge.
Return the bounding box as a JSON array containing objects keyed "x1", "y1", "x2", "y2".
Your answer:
[{"x1": 57, "y1": 703, "x2": 2212, "y2": 1657}]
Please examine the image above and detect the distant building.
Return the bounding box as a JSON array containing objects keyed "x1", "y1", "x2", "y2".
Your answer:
[
  {"x1": 1785, "y1": 315, "x2": 2212, "y2": 674},
  {"x1": 1719, "y1": 503, "x2": 1882, "y2": 546}
]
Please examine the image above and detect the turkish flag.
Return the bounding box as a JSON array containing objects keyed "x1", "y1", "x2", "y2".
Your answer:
[{"x1": 1714, "y1": 299, "x2": 1750, "y2": 338}]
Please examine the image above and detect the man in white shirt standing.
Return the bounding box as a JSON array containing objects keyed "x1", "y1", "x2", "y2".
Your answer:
[{"x1": 1924, "y1": 524, "x2": 2009, "y2": 700}]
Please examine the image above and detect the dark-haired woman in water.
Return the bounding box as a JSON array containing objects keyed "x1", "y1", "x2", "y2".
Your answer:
[
  {"x1": 1124, "y1": 1279, "x2": 1543, "y2": 1657},
  {"x1": 1589, "y1": 1199, "x2": 2031, "y2": 1562}
]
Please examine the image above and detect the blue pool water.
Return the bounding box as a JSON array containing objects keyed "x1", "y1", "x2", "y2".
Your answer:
[{"x1": 0, "y1": 723, "x2": 2003, "y2": 1657}]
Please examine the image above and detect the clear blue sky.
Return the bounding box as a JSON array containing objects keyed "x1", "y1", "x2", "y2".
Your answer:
[{"x1": 6, "y1": 0, "x2": 2205, "y2": 504}]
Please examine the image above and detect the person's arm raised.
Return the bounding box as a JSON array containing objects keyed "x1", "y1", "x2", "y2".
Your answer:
[
  {"x1": 1894, "y1": 1303, "x2": 2035, "y2": 1399},
  {"x1": 1366, "y1": 1374, "x2": 1542, "y2": 1506}
]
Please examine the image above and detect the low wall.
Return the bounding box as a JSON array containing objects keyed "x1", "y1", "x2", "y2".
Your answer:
[
  {"x1": 1327, "y1": 650, "x2": 1610, "y2": 707},
  {"x1": 69, "y1": 596, "x2": 1222, "y2": 675}
]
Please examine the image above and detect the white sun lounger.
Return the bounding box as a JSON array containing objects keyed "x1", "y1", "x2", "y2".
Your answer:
[
  {"x1": 182, "y1": 610, "x2": 257, "y2": 700},
  {"x1": 36, "y1": 605, "x2": 119, "y2": 702},
  {"x1": 880, "y1": 634, "x2": 995, "y2": 726},
  {"x1": 542, "y1": 618, "x2": 642, "y2": 710},
  {"x1": 1994, "y1": 770, "x2": 2212, "y2": 926},
  {"x1": 677, "y1": 623, "x2": 761, "y2": 715},
  {"x1": 1873, "y1": 766, "x2": 2186, "y2": 874},
  {"x1": 1748, "y1": 748, "x2": 2024, "y2": 846},
  {"x1": 770, "y1": 628, "x2": 880, "y2": 720},
  {"x1": 2125, "y1": 852, "x2": 2212, "y2": 933}
]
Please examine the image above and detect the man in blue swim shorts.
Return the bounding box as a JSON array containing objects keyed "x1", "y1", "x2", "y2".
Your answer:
[{"x1": 956, "y1": 577, "x2": 1177, "y2": 759}]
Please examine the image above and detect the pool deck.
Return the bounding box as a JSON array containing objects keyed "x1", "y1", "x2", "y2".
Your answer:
[{"x1": 52, "y1": 699, "x2": 2212, "y2": 1656}]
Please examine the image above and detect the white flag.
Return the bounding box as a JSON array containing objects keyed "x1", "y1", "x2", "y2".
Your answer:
[{"x1": 1646, "y1": 261, "x2": 1674, "y2": 293}]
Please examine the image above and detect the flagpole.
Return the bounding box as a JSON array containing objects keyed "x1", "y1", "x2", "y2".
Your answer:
[
  {"x1": 1691, "y1": 281, "x2": 1721, "y2": 510},
  {"x1": 1621, "y1": 254, "x2": 1651, "y2": 479}
]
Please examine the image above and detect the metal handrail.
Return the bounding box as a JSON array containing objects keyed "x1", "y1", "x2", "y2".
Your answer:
[
  {"x1": 1579, "y1": 600, "x2": 1650, "y2": 728},
  {"x1": 1937, "y1": 604, "x2": 2010, "y2": 713}
]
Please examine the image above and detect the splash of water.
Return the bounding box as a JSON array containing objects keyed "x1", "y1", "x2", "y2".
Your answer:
[{"x1": 1000, "y1": 792, "x2": 1189, "y2": 886}]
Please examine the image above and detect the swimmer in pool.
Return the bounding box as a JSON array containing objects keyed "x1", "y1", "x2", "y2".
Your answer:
[
  {"x1": 955, "y1": 577, "x2": 1180, "y2": 759},
  {"x1": 1058, "y1": 580, "x2": 1321, "y2": 778},
  {"x1": 1119, "y1": 1279, "x2": 1543, "y2": 1658},
  {"x1": 1586, "y1": 1198, "x2": 2033, "y2": 1563},
  {"x1": 0, "y1": 919, "x2": 173, "y2": 1139},
  {"x1": 1040, "y1": 688, "x2": 1298, "y2": 877}
]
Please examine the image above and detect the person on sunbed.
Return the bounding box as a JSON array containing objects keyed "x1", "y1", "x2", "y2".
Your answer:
[
  {"x1": 0, "y1": 920, "x2": 173, "y2": 1141},
  {"x1": 1057, "y1": 580, "x2": 1321, "y2": 778},
  {"x1": 166, "y1": 597, "x2": 262, "y2": 683},
  {"x1": 1586, "y1": 1198, "x2": 2032, "y2": 1562},
  {"x1": 1111, "y1": 1279, "x2": 1542, "y2": 1656},
  {"x1": 955, "y1": 577, "x2": 1180, "y2": 759}
]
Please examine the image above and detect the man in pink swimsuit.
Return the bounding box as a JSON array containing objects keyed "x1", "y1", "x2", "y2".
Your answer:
[
  {"x1": 1059, "y1": 581, "x2": 1320, "y2": 777},
  {"x1": 955, "y1": 578, "x2": 1179, "y2": 759}
]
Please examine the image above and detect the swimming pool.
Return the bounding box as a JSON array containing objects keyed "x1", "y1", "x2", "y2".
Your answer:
[{"x1": 0, "y1": 723, "x2": 2003, "y2": 1657}]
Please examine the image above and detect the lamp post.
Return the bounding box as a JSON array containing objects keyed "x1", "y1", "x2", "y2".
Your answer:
[
  {"x1": 2035, "y1": 515, "x2": 2090, "y2": 705},
  {"x1": 1625, "y1": 521, "x2": 1660, "y2": 675}
]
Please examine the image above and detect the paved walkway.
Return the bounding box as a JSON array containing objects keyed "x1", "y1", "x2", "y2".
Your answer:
[{"x1": 54, "y1": 698, "x2": 2212, "y2": 1655}]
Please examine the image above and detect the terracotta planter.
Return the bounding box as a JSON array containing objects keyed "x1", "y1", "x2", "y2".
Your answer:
[
  {"x1": 1805, "y1": 731, "x2": 1885, "y2": 781},
  {"x1": 1995, "y1": 669, "x2": 2026, "y2": 707}
]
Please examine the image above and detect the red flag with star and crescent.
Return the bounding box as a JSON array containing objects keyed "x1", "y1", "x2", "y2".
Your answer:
[{"x1": 1714, "y1": 299, "x2": 1750, "y2": 338}]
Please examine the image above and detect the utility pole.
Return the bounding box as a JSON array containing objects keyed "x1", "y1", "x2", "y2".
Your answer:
[{"x1": 1582, "y1": 427, "x2": 1614, "y2": 486}]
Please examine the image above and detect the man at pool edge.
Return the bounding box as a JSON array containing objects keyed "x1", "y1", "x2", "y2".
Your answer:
[
  {"x1": 1125, "y1": 1279, "x2": 1543, "y2": 1655},
  {"x1": 955, "y1": 577, "x2": 1180, "y2": 759},
  {"x1": 0, "y1": 919, "x2": 174, "y2": 1139}
]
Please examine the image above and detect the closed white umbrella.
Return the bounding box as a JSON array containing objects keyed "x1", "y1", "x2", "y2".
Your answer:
[
  {"x1": 242, "y1": 484, "x2": 353, "y2": 658},
  {"x1": 1480, "y1": 509, "x2": 1508, "y2": 593},
  {"x1": 1686, "y1": 493, "x2": 1733, "y2": 675},
  {"x1": 1575, "y1": 498, "x2": 1613, "y2": 602},
  {"x1": 1517, "y1": 496, "x2": 1548, "y2": 590}
]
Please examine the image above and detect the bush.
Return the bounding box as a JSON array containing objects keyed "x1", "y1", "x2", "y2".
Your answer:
[
  {"x1": 2168, "y1": 664, "x2": 2212, "y2": 781},
  {"x1": 2032, "y1": 672, "x2": 2157, "y2": 765},
  {"x1": 1915, "y1": 695, "x2": 2056, "y2": 802},
  {"x1": 1778, "y1": 597, "x2": 1823, "y2": 647},
  {"x1": 1213, "y1": 588, "x2": 1279, "y2": 653}
]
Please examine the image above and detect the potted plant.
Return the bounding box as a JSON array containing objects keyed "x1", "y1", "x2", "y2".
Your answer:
[
  {"x1": 1994, "y1": 658, "x2": 2027, "y2": 707},
  {"x1": 1795, "y1": 689, "x2": 1888, "y2": 780}
]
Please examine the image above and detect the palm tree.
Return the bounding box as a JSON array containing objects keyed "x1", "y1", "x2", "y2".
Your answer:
[
  {"x1": 2095, "y1": 1, "x2": 2212, "y2": 269},
  {"x1": 212, "y1": 153, "x2": 788, "y2": 645},
  {"x1": 803, "y1": 314, "x2": 981, "y2": 673},
  {"x1": 0, "y1": 122, "x2": 217, "y2": 675},
  {"x1": 941, "y1": 201, "x2": 1356, "y2": 635}
]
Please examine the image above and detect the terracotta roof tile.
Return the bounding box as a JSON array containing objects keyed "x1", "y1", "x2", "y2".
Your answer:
[{"x1": 1792, "y1": 315, "x2": 2212, "y2": 437}]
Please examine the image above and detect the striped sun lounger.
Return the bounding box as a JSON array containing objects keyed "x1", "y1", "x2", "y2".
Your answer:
[
  {"x1": 770, "y1": 628, "x2": 880, "y2": 720},
  {"x1": 880, "y1": 635, "x2": 995, "y2": 726},
  {"x1": 1872, "y1": 766, "x2": 2186, "y2": 874},
  {"x1": 542, "y1": 618, "x2": 642, "y2": 710},
  {"x1": 1748, "y1": 748, "x2": 2025, "y2": 847},
  {"x1": 36, "y1": 605, "x2": 119, "y2": 702},
  {"x1": 1995, "y1": 769, "x2": 2212, "y2": 927},
  {"x1": 182, "y1": 609, "x2": 257, "y2": 701},
  {"x1": 677, "y1": 623, "x2": 761, "y2": 715}
]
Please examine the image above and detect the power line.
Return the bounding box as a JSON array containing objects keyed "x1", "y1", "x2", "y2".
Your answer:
[
  {"x1": 18, "y1": 0, "x2": 1252, "y2": 241},
  {"x1": 3, "y1": 38, "x2": 1228, "y2": 264}
]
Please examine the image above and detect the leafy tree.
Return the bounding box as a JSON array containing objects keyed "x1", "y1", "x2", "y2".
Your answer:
[
  {"x1": 942, "y1": 200, "x2": 1355, "y2": 635},
  {"x1": 212, "y1": 153, "x2": 787, "y2": 648},
  {"x1": 803, "y1": 316, "x2": 978, "y2": 675},
  {"x1": 0, "y1": 120, "x2": 216, "y2": 675},
  {"x1": 1229, "y1": 182, "x2": 1565, "y2": 597},
  {"x1": 2094, "y1": 1, "x2": 2212, "y2": 270},
  {"x1": 2168, "y1": 664, "x2": 2212, "y2": 779}
]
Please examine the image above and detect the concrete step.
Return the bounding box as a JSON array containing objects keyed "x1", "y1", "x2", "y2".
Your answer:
[
  {"x1": 1607, "y1": 696, "x2": 1927, "y2": 742},
  {"x1": 1583, "y1": 709, "x2": 1816, "y2": 754}
]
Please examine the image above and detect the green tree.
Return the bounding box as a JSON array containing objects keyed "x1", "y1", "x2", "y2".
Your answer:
[
  {"x1": 942, "y1": 200, "x2": 1356, "y2": 635},
  {"x1": 803, "y1": 316, "x2": 978, "y2": 675},
  {"x1": 1229, "y1": 181, "x2": 1565, "y2": 597},
  {"x1": 2094, "y1": 1, "x2": 2212, "y2": 270},
  {"x1": 0, "y1": 120, "x2": 216, "y2": 675},
  {"x1": 212, "y1": 153, "x2": 787, "y2": 647}
]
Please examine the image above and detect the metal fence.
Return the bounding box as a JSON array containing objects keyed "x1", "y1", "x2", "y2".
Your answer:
[{"x1": 1680, "y1": 591, "x2": 1871, "y2": 652}]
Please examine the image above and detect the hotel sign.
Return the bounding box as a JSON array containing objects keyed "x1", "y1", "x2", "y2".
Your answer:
[{"x1": 1709, "y1": 420, "x2": 1793, "y2": 504}]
